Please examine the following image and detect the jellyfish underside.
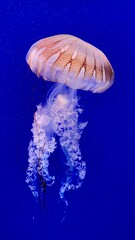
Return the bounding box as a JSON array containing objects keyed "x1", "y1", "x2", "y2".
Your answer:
[{"x1": 26, "y1": 83, "x2": 87, "y2": 204}]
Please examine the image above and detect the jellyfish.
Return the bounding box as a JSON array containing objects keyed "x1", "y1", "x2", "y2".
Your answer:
[{"x1": 25, "y1": 34, "x2": 114, "y2": 206}]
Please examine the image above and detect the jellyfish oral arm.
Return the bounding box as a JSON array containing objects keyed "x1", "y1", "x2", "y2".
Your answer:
[
  {"x1": 57, "y1": 104, "x2": 87, "y2": 200},
  {"x1": 26, "y1": 83, "x2": 87, "y2": 203},
  {"x1": 26, "y1": 108, "x2": 56, "y2": 198}
]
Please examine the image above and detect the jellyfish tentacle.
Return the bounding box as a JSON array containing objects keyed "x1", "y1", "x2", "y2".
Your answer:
[{"x1": 26, "y1": 105, "x2": 57, "y2": 198}]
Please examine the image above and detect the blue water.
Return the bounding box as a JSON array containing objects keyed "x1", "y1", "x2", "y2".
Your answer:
[{"x1": 1, "y1": 0, "x2": 135, "y2": 239}]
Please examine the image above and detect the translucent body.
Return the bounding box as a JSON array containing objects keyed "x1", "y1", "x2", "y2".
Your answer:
[
  {"x1": 26, "y1": 84, "x2": 87, "y2": 202},
  {"x1": 26, "y1": 34, "x2": 114, "y2": 207}
]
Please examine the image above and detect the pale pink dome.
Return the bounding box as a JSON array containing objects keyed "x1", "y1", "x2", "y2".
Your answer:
[{"x1": 26, "y1": 34, "x2": 114, "y2": 93}]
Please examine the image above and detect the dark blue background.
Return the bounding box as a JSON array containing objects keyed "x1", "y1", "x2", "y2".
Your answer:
[{"x1": 1, "y1": 0, "x2": 135, "y2": 239}]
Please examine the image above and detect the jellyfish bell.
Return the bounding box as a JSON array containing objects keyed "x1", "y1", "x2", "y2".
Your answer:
[
  {"x1": 26, "y1": 34, "x2": 114, "y2": 206},
  {"x1": 26, "y1": 34, "x2": 114, "y2": 93}
]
